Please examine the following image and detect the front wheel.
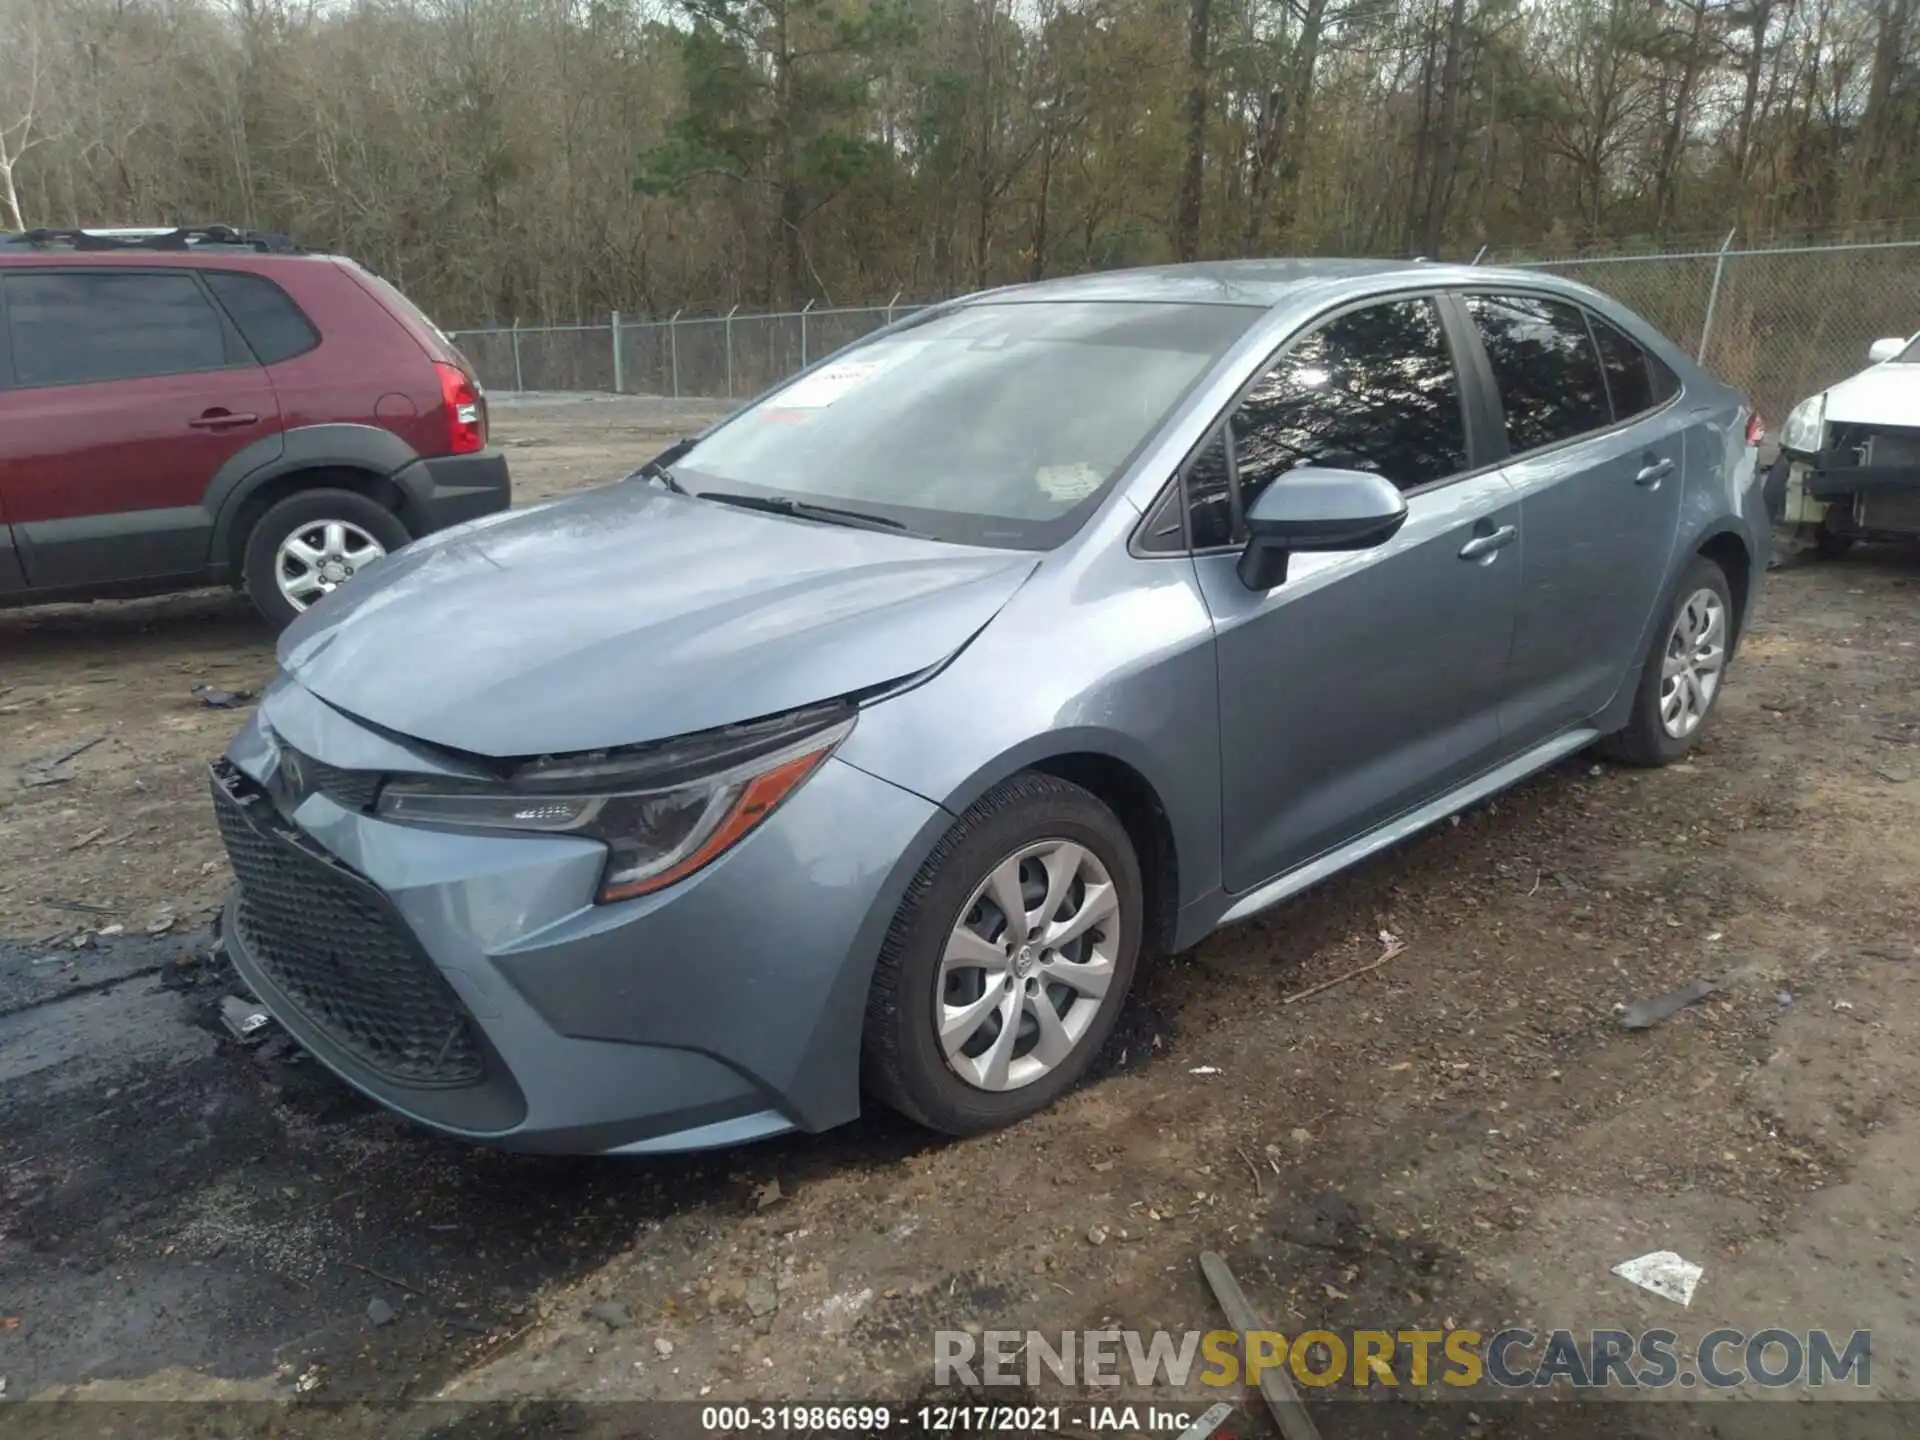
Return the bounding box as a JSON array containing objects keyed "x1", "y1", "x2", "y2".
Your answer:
[
  {"x1": 1600, "y1": 555, "x2": 1733, "y2": 767},
  {"x1": 862, "y1": 773, "x2": 1142, "y2": 1135},
  {"x1": 243, "y1": 488, "x2": 410, "y2": 630}
]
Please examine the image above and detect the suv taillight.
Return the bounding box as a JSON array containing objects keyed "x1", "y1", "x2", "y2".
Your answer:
[
  {"x1": 1745, "y1": 410, "x2": 1766, "y2": 447},
  {"x1": 435, "y1": 361, "x2": 486, "y2": 455}
]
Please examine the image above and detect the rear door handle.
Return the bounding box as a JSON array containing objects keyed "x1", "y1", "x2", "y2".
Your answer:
[
  {"x1": 1635, "y1": 457, "x2": 1675, "y2": 487},
  {"x1": 189, "y1": 410, "x2": 258, "y2": 431},
  {"x1": 1458, "y1": 524, "x2": 1518, "y2": 561}
]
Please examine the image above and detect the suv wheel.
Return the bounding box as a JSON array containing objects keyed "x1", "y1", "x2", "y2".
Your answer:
[
  {"x1": 244, "y1": 488, "x2": 410, "y2": 629},
  {"x1": 1601, "y1": 555, "x2": 1733, "y2": 767},
  {"x1": 863, "y1": 772, "x2": 1142, "y2": 1135}
]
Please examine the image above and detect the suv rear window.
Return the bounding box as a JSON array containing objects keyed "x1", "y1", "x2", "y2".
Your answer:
[
  {"x1": 205, "y1": 271, "x2": 319, "y2": 364},
  {"x1": 5, "y1": 271, "x2": 238, "y2": 387}
]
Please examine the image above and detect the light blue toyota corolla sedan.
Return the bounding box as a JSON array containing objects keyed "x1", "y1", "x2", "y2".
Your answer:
[{"x1": 211, "y1": 260, "x2": 1768, "y2": 1154}]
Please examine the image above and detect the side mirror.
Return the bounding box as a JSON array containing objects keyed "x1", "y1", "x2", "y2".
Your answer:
[
  {"x1": 1237, "y1": 467, "x2": 1409, "y2": 591},
  {"x1": 1868, "y1": 337, "x2": 1905, "y2": 364}
]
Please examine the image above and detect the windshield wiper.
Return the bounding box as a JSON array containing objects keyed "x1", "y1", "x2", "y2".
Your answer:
[
  {"x1": 694, "y1": 489, "x2": 919, "y2": 536},
  {"x1": 625, "y1": 437, "x2": 695, "y2": 493}
]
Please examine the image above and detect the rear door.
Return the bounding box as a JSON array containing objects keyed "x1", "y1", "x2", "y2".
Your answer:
[
  {"x1": 1192, "y1": 295, "x2": 1522, "y2": 890},
  {"x1": 1455, "y1": 290, "x2": 1686, "y2": 747},
  {"x1": 0, "y1": 267, "x2": 282, "y2": 590}
]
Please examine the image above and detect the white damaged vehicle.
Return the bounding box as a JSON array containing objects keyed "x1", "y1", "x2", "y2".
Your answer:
[{"x1": 1768, "y1": 331, "x2": 1920, "y2": 556}]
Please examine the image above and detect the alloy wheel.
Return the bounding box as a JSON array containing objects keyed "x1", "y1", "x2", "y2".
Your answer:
[
  {"x1": 1659, "y1": 587, "x2": 1727, "y2": 739},
  {"x1": 276, "y1": 520, "x2": 387, "y2": 612},
  {"x1": 935, "y1": 839, "x2": 1122, "y2": 1092}
]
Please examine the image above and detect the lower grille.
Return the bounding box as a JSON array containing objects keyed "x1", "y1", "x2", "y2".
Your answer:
[{"x1": 211, "y1": 764, "x2": 484, "y2": 1087}]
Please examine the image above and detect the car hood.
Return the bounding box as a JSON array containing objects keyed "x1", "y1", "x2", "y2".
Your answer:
[
  {"x1": 278, "y1": 483, "x2": 1038, "y2": 757},
  {"x1": 1823, "y1": 364, "x2": 1920, "y2": 427}
]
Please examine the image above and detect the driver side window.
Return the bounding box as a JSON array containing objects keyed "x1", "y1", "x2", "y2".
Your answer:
[{"x1": 1185, "y1": 298, "x2": 1470, "y2": 548}]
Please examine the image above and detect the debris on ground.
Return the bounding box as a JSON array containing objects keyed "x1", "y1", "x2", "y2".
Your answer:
[
  {"x1": 1175, "y1": 1402, "x2": 1237, "y2": 1440},
  {"x1": 1283, "y1": 934, "x2": 1409, "y2": 1005},
  {"x1": 752, "y1": 1178, "x2": 785, "y2": 1210},
  {"x1": 1189, "y1": 1065, "x2": 1223, "y2": 1076},
  {"x1": 1086, "y1": 1223, "x2": 1110, "y2": 1246},
  {"x1": 1611, "y1": 1251, "x2": 1703, "y2": 1306},
  {"x1": 191, "y1": 684, "x2": 256, "y2": 709},
  {"x1": 1200, "y1": 1250, "x2": 1323, "y2": 1440},
  {"x1": 586, "y1": 1302, "x2": 630, "y2": 1331},
  {"x1": 653, "y1": 1337, "x2": 674, "y2": 1358},
  {"x1": 367, "y1": 1297, "x2": 397, "y2": 1327},
  {"x1": 1617, "y1": 976, "x2": 1721, "y2": 1029},
  {"x1": 220, "y1": 995, "x2": 275, "y2": 1044},
  {"x1": 145, "y1": 909, "x2": 177, "y2": 936},
  {"x1": 20, "y1": 732, "x2": 108, "y2": 787}
]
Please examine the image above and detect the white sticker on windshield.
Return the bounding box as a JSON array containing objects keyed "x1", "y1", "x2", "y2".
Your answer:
[
  {"x1": 770, "y1": 360, "x2": 885, "y2": 409},
  {"x1": 1035, "y1": 463, "x2": 1106, "y2": 502}
]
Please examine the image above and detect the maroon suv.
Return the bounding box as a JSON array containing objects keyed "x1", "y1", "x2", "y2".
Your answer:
[{"x1": 0, "y1": 226, "x2": 509, "y2": 628}]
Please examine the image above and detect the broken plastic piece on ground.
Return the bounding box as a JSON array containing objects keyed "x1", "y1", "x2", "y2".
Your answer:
[
  {"x1": 1612, "y1": 1250, "x2": 1703, "y2": 1306},
  {"x1": 192, "y1": 684, "x2": 256, "y2": 709},
  {"x1": 1618, "y1": 976, "x2": 1720, "y2": 1029},
  {"x1": 220, "y1": 995, "x2": 274, "y2": 1043}
]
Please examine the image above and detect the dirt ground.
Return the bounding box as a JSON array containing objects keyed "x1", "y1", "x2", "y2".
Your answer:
[{"x1": 4, "y1": 397, "x2": 1918, "y2": 1433}]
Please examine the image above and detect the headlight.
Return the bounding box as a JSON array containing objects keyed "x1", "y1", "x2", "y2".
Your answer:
[
  {"x1": 1781, "y1": 393, "x2": 1826, "y2": 455},
  {"x1": 376, "y1": 705, "x2": 854, "y2": 902}
]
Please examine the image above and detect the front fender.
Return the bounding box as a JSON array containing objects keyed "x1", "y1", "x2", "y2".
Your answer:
[{"x1": 837, "y1": 546, "x2": 1224, "y2": 920}]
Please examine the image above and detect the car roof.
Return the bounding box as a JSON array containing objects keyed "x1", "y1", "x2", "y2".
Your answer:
[
  {"x1": 957, "y1": 257, "x2": 1626, "y2": 313},
  {"x1": 963, "y1": 258, "x2": 1442, "y2": 308}
]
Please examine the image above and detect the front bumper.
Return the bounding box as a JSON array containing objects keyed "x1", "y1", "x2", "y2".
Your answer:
[
  {"x1": 392, "y1": 449, "x2": 513, "y2": 538},
  {"x1": 212, "y1": 683, "x2": 946, "y2": 1154},
  {"x1": 1772, "y1": 447, "x2": 1920, "y2": 539}
]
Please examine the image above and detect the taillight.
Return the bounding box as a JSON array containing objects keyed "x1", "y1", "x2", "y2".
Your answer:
[
  {"x1": 1745, "y1": 410, "x2": 1766, "y2": 447},
  {"x1": 435, "y1": 361, "x2": 485, "y2": 454}
]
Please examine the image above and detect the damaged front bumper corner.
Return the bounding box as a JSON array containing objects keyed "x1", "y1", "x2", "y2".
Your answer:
[{"x1": 1769, "y1": 424, "x2": 1920, "y2": 550}]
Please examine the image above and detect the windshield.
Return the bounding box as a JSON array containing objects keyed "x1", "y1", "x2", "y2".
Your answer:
[{"x1": 675, "y1": 300, "x2": 1262, "y2": 549}]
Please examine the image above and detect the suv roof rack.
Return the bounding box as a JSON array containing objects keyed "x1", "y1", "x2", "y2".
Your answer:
[{"x1": 0, "y1": 225, "x2": 304, "y2": 254}]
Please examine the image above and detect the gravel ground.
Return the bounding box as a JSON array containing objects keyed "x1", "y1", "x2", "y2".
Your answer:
[{"x1": 2, "y1": 398, "x2": 1917, "y2": 1434}]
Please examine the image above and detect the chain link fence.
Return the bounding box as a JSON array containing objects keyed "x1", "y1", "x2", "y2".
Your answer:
[
  {"x1": 449, "y1": 239, "x2": 1920, "y2": 426},
  {"x1": 1509, "y1": 238, "x2": 1920, "y2": 425},
  {"x1": 450, "y1": 301, "x2": 927, "y2": 407}
]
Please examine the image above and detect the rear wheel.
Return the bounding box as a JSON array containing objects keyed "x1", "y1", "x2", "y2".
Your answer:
[
  {"x1": 1600, "y1": 555, "x2": 1733, "y2": 767},
  {"x1": 243, "y1": 488, "x2": 409, "y2": 630},
  {"x1": 1814, "y1": 520, "x2": 1854, "y2": 560},
  {"x1": 862, "y1": 773, "x2": 1142, "y2": 1135}
]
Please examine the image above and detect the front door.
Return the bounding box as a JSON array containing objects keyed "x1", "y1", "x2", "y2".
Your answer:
[
  {"x1": 1454, "y1": 292, "x2": 1687, "y2": 747},
  {"x1": 1189, "y1": 296, "x2": 1522, "y2": 892},
  {"x1": 0, "y1": 268, "x2": 282, "y2": 590}
]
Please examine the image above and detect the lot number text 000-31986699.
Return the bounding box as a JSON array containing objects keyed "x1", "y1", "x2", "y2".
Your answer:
[{"x1": 700, "y1": 1404, "x2": 1074, "y2": 1435}]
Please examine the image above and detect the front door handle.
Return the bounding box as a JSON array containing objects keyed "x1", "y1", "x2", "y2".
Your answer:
[
  {"x1": 1635, "y1": 457, "x2": 1675, "y2": 487},
  {"x1": 189, "y1": 410, "x2": 259, "y2": 431},
  {"x1": 1458, "y1": 524, "x2": 1518, "y2": 561}
]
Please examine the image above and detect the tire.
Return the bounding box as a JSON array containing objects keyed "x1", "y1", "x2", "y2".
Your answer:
[
  {"x1": 243, "y1": 488, "x2": 410, "y2": 630},
  {"x1": 1600, "y1": 555, "x2": 1734, "y2": 768},
  {"x1": 1813, "y1": 521, "x2": 1854, "y2": 560},
  {"x1": 862, "y1": 772, "x2": 1143, "y2": 1135}
]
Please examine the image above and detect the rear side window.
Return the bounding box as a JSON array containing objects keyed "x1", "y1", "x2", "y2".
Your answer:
[
  {"x1": 1229, "y1": 297, "x2": 1469, "y2": 510},
  {"x1": 5, "y1": 272, "x2": 235, "y2": 387},
  {"x1": 205, "y1": 271, "x2": 319, "y2": 364},
  {"x1": 1464, "y1": 293, "x2": 1611, "y2": 454},
  {"x1": 1588, "y1": 313, "x2": 1682, "y2": 420}
]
